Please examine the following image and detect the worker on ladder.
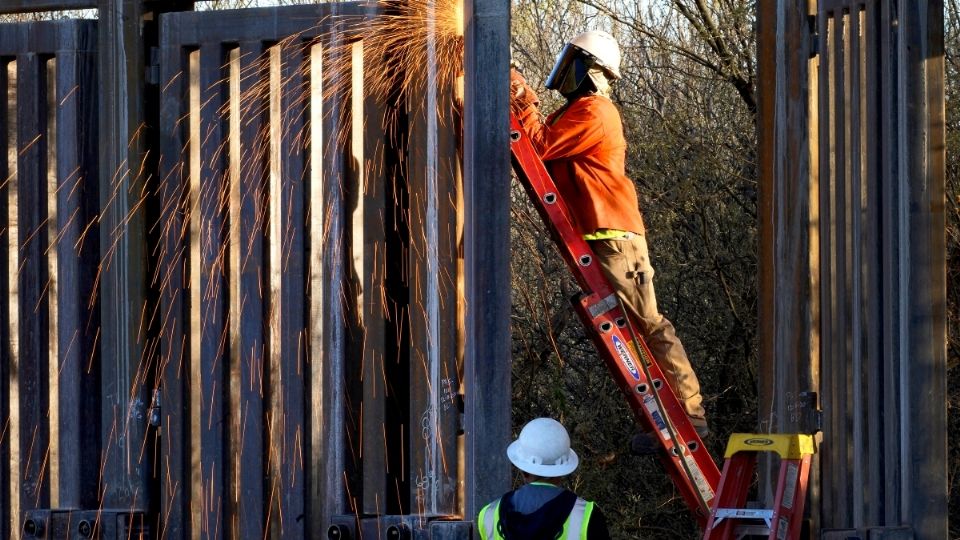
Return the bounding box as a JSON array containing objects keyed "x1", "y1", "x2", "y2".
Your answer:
[
  {"x1": 509, "y1": 31, "x2": 709, "y2": 452},
  {"x1": 477, "y1": 418, "x2": 611, "y2": 539}
]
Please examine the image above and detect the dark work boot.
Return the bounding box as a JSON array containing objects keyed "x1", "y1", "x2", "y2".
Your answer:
[
  {"x1": 688, "y1": 416, "x2": 710, "y2": 438},
  {"x1": 630, "y1": 417, "x2": 710, "y2": 456}
]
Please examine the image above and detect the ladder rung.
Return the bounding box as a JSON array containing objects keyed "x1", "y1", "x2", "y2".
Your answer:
[
  {"x1": 714, "y1": 509, "x2": 774, "y2": 520},
  {"x1": 712, "y1": 509, "x2": 773, "y2": 529},
  {"x1": 586, "y1": 293, "x2": 619, "y2": 318},
  {"x1": 733, "y1": 524, "x2": 772, "y2": 540}
]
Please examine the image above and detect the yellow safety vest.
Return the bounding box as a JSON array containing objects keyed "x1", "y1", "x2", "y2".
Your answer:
[
  {"x1": 477, "y1": 493, "x2": 595, "y2": 540},
  {"x1": 582, "y1": 228, "x2": 633, "y2": 241}
]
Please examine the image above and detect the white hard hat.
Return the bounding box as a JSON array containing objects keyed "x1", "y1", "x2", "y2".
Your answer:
[
  {"x1": 569, "y1": 30, "x2": 621, "y2": 80},
  {"x1": 506, "y1": 418, "x2": 579, "y2": 478}
]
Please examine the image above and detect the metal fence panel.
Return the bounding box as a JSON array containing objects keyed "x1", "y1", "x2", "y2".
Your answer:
[
  {"x1": 815, "y1": 1, "x2": 947, "y2": 533},
  {"x1": 157, "y1": 4, "x2": 464, "y2": 537},
  {"x1": 0, "y1": 4, "x2": 475, "y2": 538},
  {"x1": 759, "y1": 1, "x2": 946, "y2": 537},
  {"x1": 0, "y1": 19, "x2": 99, "y2": 540}
]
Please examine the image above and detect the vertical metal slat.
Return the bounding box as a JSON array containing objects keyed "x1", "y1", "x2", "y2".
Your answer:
[
  {"x1": 0, "y1": 56, "x2": 12, "y2": 540},
  {"x1": 54, "y1": 24, "x2": 101, "y2": 511},
  {"x1": 233, "y1": 40, "x2": 267, "y2": 540},
  {"x1": 197, "y1": 42, "x2": 228, "y2": 540},
  {"x1": 462, "y1": 0, "x2": 512, "y2": 518},
  {"x1": 847, "y1": 5, "x2": 865, "y2": 527},
  {"x1": 833, "y1": 11, "x2": 851, "y2": 518},
  {"x1": 158, "y1": 33, "x2": 190, "y2": 539},
  {"x1": 901, "y1": 1, "x2": 947, "y2": 535},
  {"x1": 878, "y1": 0, "x2": 903, "y2": 525},
  {"x1": 817, "y1": 7, "x2": 835, "y2": 524},
  {"x1": 860, "y1": 1, "x2": 884, "y2": 527},
  {"x1": 356, "y1": 37, "x2": 388, "y2": 517},
  {"x1": 408, "y1": 61, "x2": 461, "y2": 518},
  {"x1": 434, "y1": 66, "x2": 462, "y2": 520},
  {"x1": 316, "y1": 39, "x2": 350, "y2": 528},
  {"x1": 273, "y1": 40, "x2": 308, "y2": 538},
  {"x1": 16, "y1": 51, "x2": 50, "y2": 521}
]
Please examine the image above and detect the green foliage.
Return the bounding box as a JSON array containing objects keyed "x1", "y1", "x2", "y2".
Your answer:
[{"x1": 510, "y1": 1, "x2": 757, "y2": 537}]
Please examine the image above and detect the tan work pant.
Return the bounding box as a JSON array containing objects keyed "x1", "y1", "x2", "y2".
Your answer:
[{"x1": 589, "y1": 235, "x2": 706, "y2": 420}]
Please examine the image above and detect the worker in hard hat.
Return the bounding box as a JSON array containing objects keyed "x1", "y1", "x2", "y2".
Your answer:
[
  {"x1": 477, "y1": 418, "x2": 610, "y2": 540},
  {"x1": 510, "y1": 31, "x2": 708, "y2": 452}
]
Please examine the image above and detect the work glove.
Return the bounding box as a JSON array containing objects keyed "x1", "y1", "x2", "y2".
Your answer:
[{"x1": 510, "y1": 67, "x2": 539, "y2": 112}]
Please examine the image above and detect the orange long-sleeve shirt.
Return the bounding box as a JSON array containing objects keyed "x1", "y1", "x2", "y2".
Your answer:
[{"x1": 514, "y1": 94, "x2": 645, "y2": 236}]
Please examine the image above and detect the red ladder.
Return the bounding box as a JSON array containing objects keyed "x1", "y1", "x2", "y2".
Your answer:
[
  {"x1": 703, "y1": 434, "x2": 815, "y2": 540},
  {"x1": 509, "y1": 113, "x2": 721, "y2": 525}
]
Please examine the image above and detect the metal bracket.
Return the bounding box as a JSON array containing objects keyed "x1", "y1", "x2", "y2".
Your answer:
[
  {"x1": 712, "y1": 508, "x2": 774, "y2": 531},
  {"x1": 23, "y1": 509, "x2": 148, "y2": 540},
  {"x1": 327, "y1": 516, "x2": 471, "y2": 540},
  {"x1": 584, "y1": 294, "x2": 619, "y2": 319},
  {"x1": 145, "y1": 46, "x2": 160, "y2": 86},
  {"x1": 798, "y1": 391, "x2": 822, "y2": 435},
  {"x1": 148, "y1": 388, "x2": 162, "y2": 427}
]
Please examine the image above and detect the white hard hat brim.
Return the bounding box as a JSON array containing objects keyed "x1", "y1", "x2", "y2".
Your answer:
[{"x1": 506, "y1": 440, "x2": 579, "y2": 478}]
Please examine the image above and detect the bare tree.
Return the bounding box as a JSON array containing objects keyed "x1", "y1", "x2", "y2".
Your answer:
[{"x1": 944, "y1": 2, "x2": 960, "y2": 534}]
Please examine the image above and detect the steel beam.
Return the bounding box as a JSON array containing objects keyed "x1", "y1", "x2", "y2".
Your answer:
[
  {"x1": 96, "y1": 0, "x2": 192, "y2": 513},
  {"x1": 0, "y1": 0, "x2": 193, "y2": 14},
  {"x1": 97, "y1": 0, "x2": 151, "y2": 510},
  {"x1": 899, "y1": 2, "x2": 946, "y2": 536},
  {"x1": 462, "y1": 0, "x2": 511, "y2": 521},
  {"x1": 0, "y1": 0, "x2": 96, "y2": 14}
]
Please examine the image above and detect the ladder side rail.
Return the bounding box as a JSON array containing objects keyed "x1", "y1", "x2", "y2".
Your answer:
[
  {"x1": 508, "y1": 128, "x2": 615, "y2": 297},
  {"x1": 766, "y1": 454, "x2": 813, "y2": 540},
  {"x1": 570, "y1": 295, "x2": 716, "y2": 521},
  {"x1": 509, "y1": 114, "x2": 721, "y2": 524}
]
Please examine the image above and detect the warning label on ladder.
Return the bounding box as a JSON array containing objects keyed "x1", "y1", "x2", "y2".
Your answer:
[
  {"x1": 782, "y1": 463, "x2": 799, "y2": 509},
  {"x1": 684, "y1": 454, "x2": 716, "y2": 502},
  {"x1": 642, "y1": 395, "x2": 671, "y2": 441},
  {"x1": 777, "y1": 517, "x2": 790, "y2": 540}
]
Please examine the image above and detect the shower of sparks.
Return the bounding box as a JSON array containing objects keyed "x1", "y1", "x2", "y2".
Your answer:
[
  {"x1": 2, "y1": 0, "x2": 468, "y2": 537},
  {"x1": 353, "y1": 0, "x2": 464, "y2": 115}
]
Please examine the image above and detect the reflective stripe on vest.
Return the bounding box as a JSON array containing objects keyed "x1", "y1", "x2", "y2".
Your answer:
[
  {"x1": 479, "y1": 499, "x2": 499, "y2": 540},
  {"x1": 563, "y1": 498, "x2": 594, "y2": 540},
  {"x1": 477, "y1": 497, "x2": 594, "y2": 540}
]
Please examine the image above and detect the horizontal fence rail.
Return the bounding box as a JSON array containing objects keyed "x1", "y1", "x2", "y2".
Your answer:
[{"x1": 0, "y1": 0, "x2": 97, "y2": 15}]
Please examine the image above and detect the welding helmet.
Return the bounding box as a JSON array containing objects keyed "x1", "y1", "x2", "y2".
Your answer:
[
  {"x1": 506, "y1": 418, "x2": 579, "y2": 477},
  {"x1": 545, "y1": 30, "x2": 622, "y2": 97}
]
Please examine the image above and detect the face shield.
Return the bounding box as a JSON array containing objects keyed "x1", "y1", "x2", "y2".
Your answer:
[
  {"x1": 545, "y1": 44, "x2": 576, "y2": 90},
  {"x1": 546, "y1": 43, "x2": 614, "y2": 98},
  {"x1": 545, "y1": 44, "x2": 595, "y2": 95}
]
